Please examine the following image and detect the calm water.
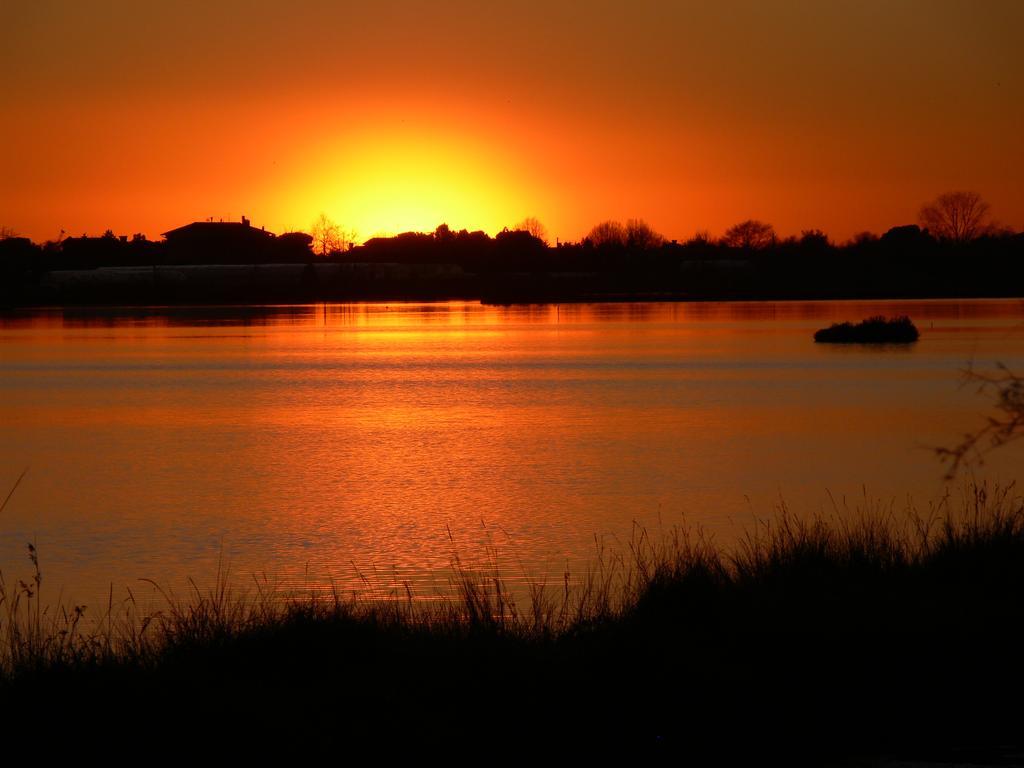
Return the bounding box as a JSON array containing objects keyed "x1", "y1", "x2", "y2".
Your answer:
[{"x1": 2, "y1": 299, "x2": 1023, "y2": 605}]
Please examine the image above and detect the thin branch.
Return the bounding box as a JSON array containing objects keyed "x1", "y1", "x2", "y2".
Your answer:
[{"x1": 935, "y1": 362, "x2": 1024, "y2": 478}]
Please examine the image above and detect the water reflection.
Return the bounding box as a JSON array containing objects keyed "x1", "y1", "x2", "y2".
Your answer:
[
  {"x1": 3, "y1": 297, "x2": 1023, "y2": 331},
  {"x1": 1, "y1": 299, "x2": 1022, "y2": 607}
]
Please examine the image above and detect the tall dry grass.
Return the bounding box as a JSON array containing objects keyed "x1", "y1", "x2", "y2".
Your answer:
[{"x1": 2, "y1": 480, "x2": 1022, "y2": 680}]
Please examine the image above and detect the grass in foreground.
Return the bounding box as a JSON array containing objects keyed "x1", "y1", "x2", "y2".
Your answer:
[{"x1": 2, "y1": 483, "x2": 1024, "y2": 761}]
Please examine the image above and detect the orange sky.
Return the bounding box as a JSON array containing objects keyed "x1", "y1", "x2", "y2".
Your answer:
[{"x1": 2, "y1": 0, "x2": 1022, "y2": 244}]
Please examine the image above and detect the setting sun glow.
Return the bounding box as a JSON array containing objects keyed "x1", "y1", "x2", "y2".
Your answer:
[
  {"x1": 2, "y1": 1, "x2": 1022, "y2": 242},
  {"x1": 280, "y1": 124, "x2": 534, "y2": 238}
]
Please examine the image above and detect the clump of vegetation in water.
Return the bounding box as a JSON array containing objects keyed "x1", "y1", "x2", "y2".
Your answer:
[
  {"x1": 814, "y1": 314, "x2": 920, "y2": 343},
  {"x1": 2, "y1": 482, "x2": 1024, "y2": 760}
]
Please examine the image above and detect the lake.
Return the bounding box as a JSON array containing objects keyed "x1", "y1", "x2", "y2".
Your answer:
[{"x1": 2, "y1": 299, "x2": 1023, "y2": 607}]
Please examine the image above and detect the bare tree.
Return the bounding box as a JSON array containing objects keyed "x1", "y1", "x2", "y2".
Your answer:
[
  {"x1": 0, "y1": 225, "x2": 17, "y2": 240},
  {"x1": 514, "y1": 217, "x2": 548, "y2": 244},
  {"x1": 919, "y1": 191, "x2": 992, "y2": 243},
  {"x1": 586, "y1": 220, "x2": 627, "y2": 247},
  {"x1": 311, "y1": 213, "x2": 343, "y2": 257},
  {"x1": 935, "y1": 362, "x2": 1024, "y2": 478},
  {"x1": 339, "y1": 227, "x2": 359, "y2": 251},
  {"x1": 722, "y1": 220, "x2": 776, "y2": 249},
  {"x1": 625, "y1": 218, "x2": 664, "y2": 250}
]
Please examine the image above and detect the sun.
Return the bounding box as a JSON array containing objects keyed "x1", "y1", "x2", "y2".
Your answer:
[{"x1": 281, "y1": 123, "x2": 529, "y2": 241}]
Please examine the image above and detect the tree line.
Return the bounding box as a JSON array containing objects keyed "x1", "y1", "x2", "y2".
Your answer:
[{"x1": 2, "y1": 190, "x2": 1022, "y2": 304}]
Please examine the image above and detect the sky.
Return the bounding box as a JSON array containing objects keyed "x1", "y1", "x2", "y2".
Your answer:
[{"x1": 2, "y1": 0, "x2": 1022, "y2": 244}]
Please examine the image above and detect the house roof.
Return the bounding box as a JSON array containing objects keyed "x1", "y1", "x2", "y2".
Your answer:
[{"x1": 162, "y1": 221, "x2": 276, "y2": 239}]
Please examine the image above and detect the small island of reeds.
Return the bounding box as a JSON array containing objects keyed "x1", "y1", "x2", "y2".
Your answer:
[{"x1": 814, "y1": 314, "x2": 920, "y2": 343}]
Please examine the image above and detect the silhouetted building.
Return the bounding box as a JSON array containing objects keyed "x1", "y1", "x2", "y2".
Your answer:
[
  {"x1": 158, "y1": 217, "x2": 314, "y2": 263},
  {"x1": 162, "y1": 217, "x2": 279, "y2": 263}
]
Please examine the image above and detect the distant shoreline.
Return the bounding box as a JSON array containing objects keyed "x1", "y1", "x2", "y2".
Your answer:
[
  {"x1": 3, "y1": 261, "x2": 1024, "y2": 309},
  {"x1": 5, "y1": 218, "x2": 1023, "y2": 308}
]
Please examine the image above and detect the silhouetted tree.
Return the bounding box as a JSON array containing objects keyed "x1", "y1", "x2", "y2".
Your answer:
[
  {"x1": 0, "y1": 232, "x2": 37, "y2": 299},
  {"x1": 341, "y1": 228, "x2": 358, "y2": 251},
  {"x1": 847, "y1": 231, "x2": 878, "y2": 247},
  {"x1": 311, "y1": 213, "x2": 341, "y2": 257},
  {"x1": 514, "y1": 217, "x2": 548, "y2": 244},
  {"x1": 625, "y1": 218, "x2": 664, "y2": 250},
  {"x1": 495, "y1": 228, "x2": 547, "y2": 266},
  {"x1": 277, "y1": 231, "x2": 315, "y2": 259},
  {"x1": 880, "y1": 224, "x2": 934, "y2": 249},
  {"x1": 799, "y1": 229, "x2": 829, "y2": 248},
  {"x1": 919, "y1": 191, "x2": 992, "y2": 243},
  {"x1": 722, "y1": 220, "x2": 776, "y2": 249},
  {"x1": 587, "y1": 220, "x2": 627, "y2": 247}
]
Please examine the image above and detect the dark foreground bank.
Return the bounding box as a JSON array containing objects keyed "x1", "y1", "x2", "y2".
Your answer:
[{"x1": 3, "y1": 484, "x2": 1024, "y2": 762}]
